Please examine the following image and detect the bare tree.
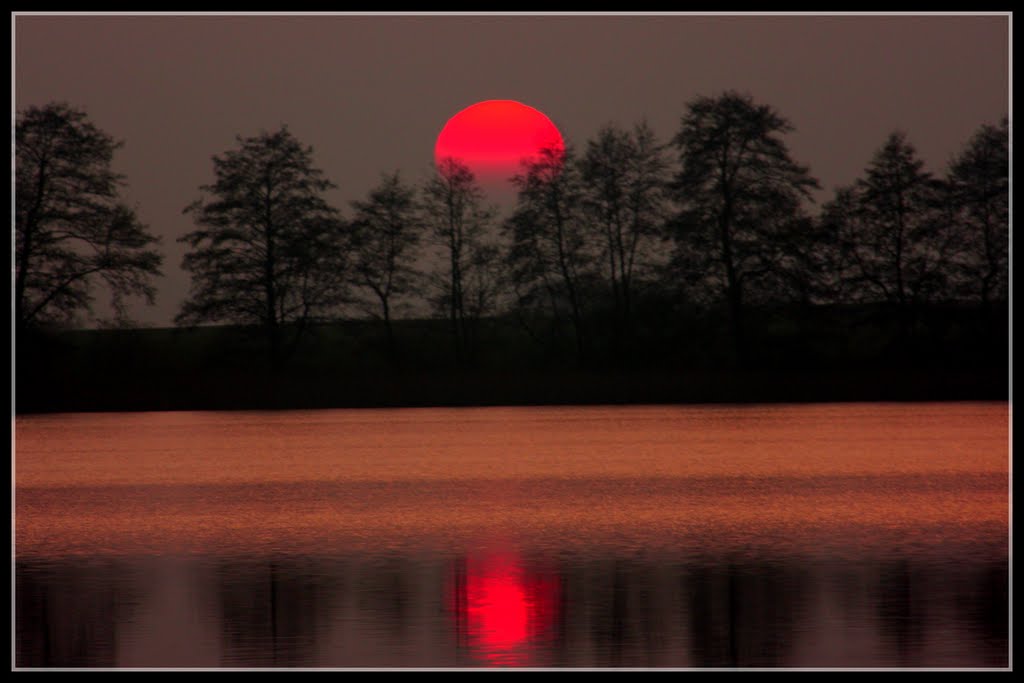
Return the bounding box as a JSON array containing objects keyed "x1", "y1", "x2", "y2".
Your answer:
[
  {"x1": 349, "y1": 171, "x2": 421, "y2": 361},
  {"x1": 177, "y1": 127, "x2": 348, "y2": 370},
  {"x1": 580, "y1": 121, "x2": 670, "y2": 353},
  {"x1": 947, "y1": 118, "x2": 1009, "y2": 307},
  {"x1": 669, "y1": 92, "x2": 819, "y2": 366},
  {"x1": 828, "y1": 132, "x2": 953, "y2": 347},
  {"x1": 15, "y1": 102, "x2": 162, "y2": 331},
  {"x1": 421, "y1": 158, "x2": 499, "y2": 366},
  {"x1": 505, "y1": 144, "x2": 592, "y2": 363}
]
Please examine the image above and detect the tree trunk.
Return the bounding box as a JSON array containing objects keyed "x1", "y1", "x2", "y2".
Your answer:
[
  {"x1": 264, "y1": 177, "x2": 281, "y2": 372},
  {"x1": 382, "y1": 296, "x2": 399, "y2": 366},
  {"x1": 727, "y1": 280, "x2": 747, "y2": 369},
  {"x1": 554, "y1": 204, "x2": 585, "y2": 367},
  {"x1": 719, "y1": 191, "x2": 747, "y2": 369},
  {"x1": 16, "y1": 159, "x2": 48, "y2": 332}
]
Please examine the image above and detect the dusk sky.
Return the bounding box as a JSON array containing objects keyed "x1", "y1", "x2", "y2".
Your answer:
[{"x1": 14, "y1": 13, "x2": 1010, "y2": 328}]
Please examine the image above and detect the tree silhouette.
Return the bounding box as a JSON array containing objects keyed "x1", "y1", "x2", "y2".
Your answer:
[
  {"x1": 177, "y1": 127, "x2": 348, "y2": 370},
  {"x1": 15, "y1": 102, "x2": 162, "y2": 332},
  {"x1": 580, "y1": 121, "x2": 670, "y2": 357},
  {"x1": 947, "y1": 119, "x2": 1009, "y2": 307},
  {"x1": 421, "y1": 158, "x2": 501, "y2": 366},
  {"x1": 828, "y1": 132, "x2": 953, "y2": 348},
  {"x1": 349, "y1": 171, "x2": 422, "y2": 362},
  {"x1": 762, "y1": 214, "x2": 839, "y2": 307},
  {"x1": 669, "y1": 92, "x2": 819, "y2": 367},
  {"x1": 506, "y1": 144, "x2": 592, "y2": 364}
]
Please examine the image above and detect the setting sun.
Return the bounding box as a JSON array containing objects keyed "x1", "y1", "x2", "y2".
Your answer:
[{"x1": 434, "y1": 99, "x2": 564, "y2": 188}]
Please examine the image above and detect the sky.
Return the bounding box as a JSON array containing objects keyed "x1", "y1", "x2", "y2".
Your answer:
[{"x1": 13, "y1": 13, "x2": 1010, "y2": 328}]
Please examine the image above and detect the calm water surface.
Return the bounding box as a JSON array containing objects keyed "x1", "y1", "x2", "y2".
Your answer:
[{"x1": 15, "y1": 403, "x2": 1009, "y2": 668}]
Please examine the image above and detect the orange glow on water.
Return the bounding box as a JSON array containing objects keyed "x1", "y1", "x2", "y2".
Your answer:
[
  {"x1": 434, "y1": 100, "x2": 564, "y2": 187},
  {"x1": 14, "y1": 404, "x2": 1008, "y2": 561}
]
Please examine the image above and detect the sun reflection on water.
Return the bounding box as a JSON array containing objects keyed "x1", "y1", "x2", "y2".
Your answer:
[{"x1": 450, "y1": 552, "x2": 560, "y2": 667}]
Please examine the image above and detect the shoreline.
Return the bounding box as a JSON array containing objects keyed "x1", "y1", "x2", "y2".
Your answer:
[{"x1": 15, "y1": 367, "x2": 1007, "y2": 415}]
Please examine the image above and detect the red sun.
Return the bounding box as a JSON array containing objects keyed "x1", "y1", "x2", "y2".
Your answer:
[{"x1": 434, "y1": 100, "x2": 564, "y2": 189}]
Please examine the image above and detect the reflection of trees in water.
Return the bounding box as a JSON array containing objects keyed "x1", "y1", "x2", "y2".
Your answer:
[
  {"x1": 16, "y1": 560, "x2": 140, "y2": 667},
  {"x1": 876, "y1": 560, "x2": 927, "y2": 664},
  {"x1": 354, "y1": 556, "x2": 417, "y2": 639},
  {"x1": 548, "y1": 558, "x2": 686, "y2": 667},
  {"x1": 557, "y1": 559, "x2": 621, "y2": 665},
  {"x1": 215, "y1": 558, "x2": 340, "y2": 667},
  {"x1": 683, "y1": 561, "x2": 810, "y2": 667},
  {"x1": 828, "y1": 563, "x2": 876, "y2": 628},
  {"x1": 875, "y1": 559, "x2": 1007, "y2": 667},
  {"x1": 589, "y1": 559, "x2": 678, "y2": 667},
  {"x1": 952, "y1": 561, "x2": 1008, "y2": 665},
  {"x1": 582, "y1": 561, "x2": 646, "y2": 666},
  {"x1": 214, "y1": 555, "x2": 444, "y2": 667},
  {"x1": 511, "y1": 555, "x2": 1008, "y2": 668},
  {"x1": 16, "y1": 552, "x2": 1009, "y2": 667}
]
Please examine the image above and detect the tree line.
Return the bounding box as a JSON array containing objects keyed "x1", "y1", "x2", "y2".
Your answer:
[{"x1": 15, "y1": 94, "x2": 1009, "y2": 371}]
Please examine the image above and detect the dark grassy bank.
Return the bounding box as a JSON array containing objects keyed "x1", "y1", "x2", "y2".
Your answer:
[{"x1": 15, "y1": 302, "x2": 1009, "y2": 414}]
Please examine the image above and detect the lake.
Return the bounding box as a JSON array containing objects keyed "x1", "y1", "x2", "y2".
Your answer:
[{"x1": 14, "y1": 403, "x2": 1009, "y2": 668}]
